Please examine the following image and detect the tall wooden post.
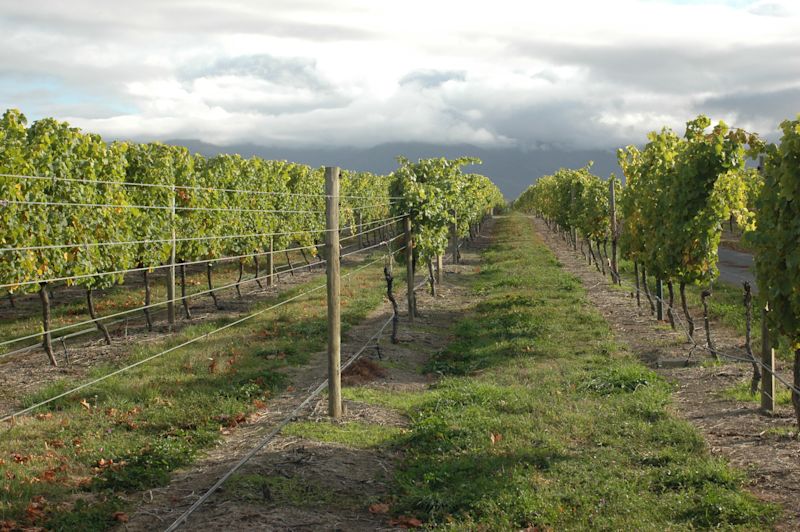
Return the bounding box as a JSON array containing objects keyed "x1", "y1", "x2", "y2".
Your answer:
[
  {"x1": 167, "y1": 184, "x2": 176, "y2": 329},
  {"x1": 266, "y1": 236, "x2": 274, "y2": 287},
  {"x1": 325, "y1": 167, "x2": 342, "y2": 418},
  {"x1": 436, "y1": 255, "x2": 443, "y2": 284},
  {"x1": 656, "y1": 279, "x2": 664, "y2": 321},
  {"x1": 404, "y1": 216, "x2": 414, "y2": 322},
  {"x1": 761, "y1": 305, "x2": 775, "y2": 412},
  {"x1": 609, "y1": 178, "x2": 618, "y2": 282}
]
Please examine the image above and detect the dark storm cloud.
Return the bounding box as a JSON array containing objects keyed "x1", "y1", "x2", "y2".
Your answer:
[
  {"x1": 185, "y1": 55, "x2": 332, "y2": 90},
  {"x1": 1, "y1": 1, "x2": 376, "y2": 42},
  {"x1": 698, "y1": 86, "x2": 800, "y2": 133},
  {"x1": 1, "y1": 0, "x2": 798, "y2": 150},
  {"x1": 512, "y1": 39, "x2": 800, "y2": 94}
]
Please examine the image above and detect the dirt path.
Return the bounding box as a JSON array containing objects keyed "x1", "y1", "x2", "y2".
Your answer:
[
  {"x1": 120, "y1": 222, "x2": 494, "y2": 531},
  {"x1": 532, "y1": 217, "x2": 800, "y2": 529},
  {"x1": 718, "y1": 246, "x2": 757, "y2": 293}
]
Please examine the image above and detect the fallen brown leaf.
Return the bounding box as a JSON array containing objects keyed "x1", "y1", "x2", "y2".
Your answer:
[
  {"x1": 389, "y1": 515, "x2": 423, "y2": 528},
  {"x1": 369, "y1": 502, "x2": 390, "y2": 514}
]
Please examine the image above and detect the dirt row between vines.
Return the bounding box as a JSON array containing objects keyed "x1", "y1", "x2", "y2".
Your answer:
[
  {"x1": 120, "y1": 223, "x2": 493, "y2": 531},
  {"x1": 532, "y1": 217, "x2": 800, "y2": 529}
]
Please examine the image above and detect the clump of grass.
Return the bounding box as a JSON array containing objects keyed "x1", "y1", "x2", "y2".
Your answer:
[
  {"x1": 581, "y1": 363, "x2": 655, "y2": 394},
  {"x1": 721, "y1": 379, "x2": 793, "y2": 406},
  {"x1": 283, "y1": 420, "x2": 408, "y2": 449}
]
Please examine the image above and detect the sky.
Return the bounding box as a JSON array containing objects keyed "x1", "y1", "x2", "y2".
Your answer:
[{"x1": 1, "y1": 0, "x2": 798, "y2": 151}]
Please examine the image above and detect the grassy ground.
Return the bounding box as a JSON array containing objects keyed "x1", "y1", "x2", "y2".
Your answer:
[
  {"x1": 0, "y1": 253, "x2": 393, "y2": 530},
  {"x1": 290, "y1": 214, "x2": 777, "y2": 529}
]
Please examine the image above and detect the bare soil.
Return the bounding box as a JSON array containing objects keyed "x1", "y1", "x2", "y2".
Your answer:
[
  {"x1": 118, "y1": 223, "x2": 493, "y2": 531},
  {"x1": 533, "y1": 217, "x2": 800, "y2": 529}
]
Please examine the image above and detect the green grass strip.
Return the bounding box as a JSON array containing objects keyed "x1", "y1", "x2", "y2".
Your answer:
[{"x1": 353, "y1": 214, "x2": 777, "y2": 530}]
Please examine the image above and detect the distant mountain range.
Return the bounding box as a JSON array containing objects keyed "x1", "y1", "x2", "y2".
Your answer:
[{"x1": 166, "y1": 139, "x2": 623, "y2": 199}]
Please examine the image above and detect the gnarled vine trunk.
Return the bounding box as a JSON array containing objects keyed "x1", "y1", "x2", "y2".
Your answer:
[
  {"x1": 666, "y1": 281, "x2": 676, "y2": 330},
  {"x1": 428, "y1": 260, "x2": 436, "y2": 297},
  {"x1": 87, "y1": 288, "x2": 112, "y2": 345},
  {"x1": 641, "y1": 267, "x2": 655, "y2": 315},
  {"x1": 235, "y1": 261, "x2": 244, "y2": 299},
  {"x1": 180, "y1": 263, "x2": 192, "y2": 319},
  {"x1": 679, "y1": 282, "x2": 694, "y2": 339},
  {"x1": 253, "y1": 254, "x2": 264, "y2": 289},
  {"x1": 383, "y1": 266, "x2": 399, "y2": 344},
  {"x1": 742, "y1": 282, "x2": 761, "y2": 395},
  {"x1": 793, "y1": 349, "x2": 800, "y2": 430},
  {"x1": 207, "y1": 262, "x2": 221, "y2": 310},
  {"x1": 701, "y1": 289, "x2": 718, "y2": 360},
  {"x1": 39, "y1": 283, "x2": 57, "y2": 366},
  {"x1": 285, "y1": 251, "x2": 295, "y2": 276},
  {"x1": 143, "y1": 269, "x2": 153, "y2": 331},
  {"x1": 595, "y1": 240, "x2": 606, "y2": 275},
  {"x1": 587, "y1": 240, "x2": 601, "y2": 272}
]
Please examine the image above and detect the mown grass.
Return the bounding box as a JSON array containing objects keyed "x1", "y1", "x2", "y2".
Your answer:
[
  {"x1": 0, "y1": 255, "x2": 393, "y2": 530},
  {"x1": 283, "y1": 420, "x2": 409, "y2": 449},
  {"x1": 328, "y1": 214, "x2": 777, "y2": 529}
]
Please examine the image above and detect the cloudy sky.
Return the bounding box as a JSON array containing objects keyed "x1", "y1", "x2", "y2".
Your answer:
[{"x1": 1, "y1": 0, "x2": 798, "y2": 150}]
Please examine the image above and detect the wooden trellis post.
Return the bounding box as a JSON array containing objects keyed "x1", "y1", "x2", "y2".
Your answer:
[
  {"x1": 405, "y1": 216, "x2": 415, "y2": 322},
  {"x1": 761, "y1": 304, "x2": 775, "y2": 412},
  {"x1": 325, "y1": 166, "x2": 342, "y2": 418}
]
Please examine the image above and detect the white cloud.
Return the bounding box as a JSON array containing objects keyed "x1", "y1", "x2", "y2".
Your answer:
[{"x1": 0, "y1": 0, "x2": 798, "y2": 148}]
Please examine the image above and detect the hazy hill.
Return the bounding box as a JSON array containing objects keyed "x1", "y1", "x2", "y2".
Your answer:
[{"x1": 166, "y1": 139, "x2": 622, "y2": 199}]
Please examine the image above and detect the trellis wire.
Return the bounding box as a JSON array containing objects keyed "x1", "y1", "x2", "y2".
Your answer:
[
  {"x1": 164, "y1": 244, "x2": 409, "y2": 530},
  {"x1": 1, "y1": 247, "x2": 402, "y2": 425},
  {"x1": 0, "y1": 198, "x2": 326, "y2": 215},
  {"x1": 0, "y1": 214, "x2": 406, "y2": 253},
  {"x1": 0, "y1": 260, "x2": 310, "y2": 359},
  {"x1": 0, "y1": 242, "x2": 326, "y2": 291},
  {"x1": 0, "y1": 220, "x2": 406, "y2": 355},
  {"x1": 0, "y1": 172, "x2": 405, "y2": 200},
  {"x1": 0, "y1": 248, "x2": 326, "y2": 349},
  {"x1": 162, "y1": 313, "x2": 397, "y2": 531},
  {"x1": 341, "y1": 233, "x2": 403, "y2": 259}
]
